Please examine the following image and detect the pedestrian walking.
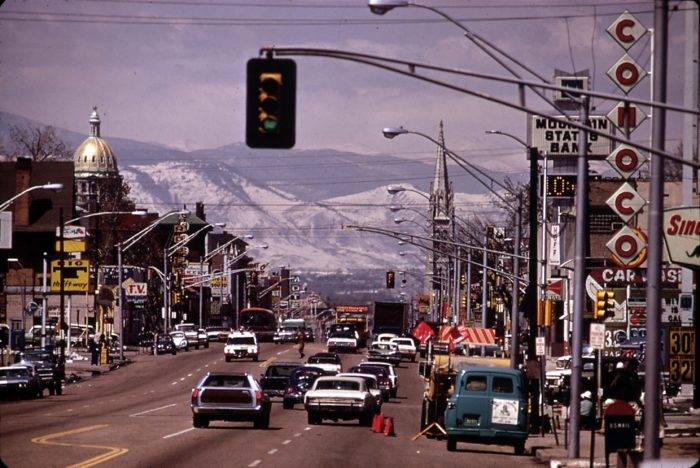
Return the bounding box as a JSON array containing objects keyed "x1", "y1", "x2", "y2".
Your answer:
[
  {"x1": 297, "y1": 330, "x2": 305, "y2": 359},
  {"x1": 89, "y1": 336, "x2": 99, "y2": 365}
]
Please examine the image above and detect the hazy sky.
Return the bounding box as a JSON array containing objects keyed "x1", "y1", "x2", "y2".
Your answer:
[{"x1": 0, "y1": 0, "x2": 694, "y2": 172}]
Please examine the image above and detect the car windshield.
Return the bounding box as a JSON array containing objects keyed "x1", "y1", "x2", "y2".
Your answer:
[
  {"x1": 203, "y1": 375, "x2": 249, "y2": 388},
  {"x1": 175, "y1": 324, "x2": 195, "y2": 332},
  {"x1": 291, "y1": 369, "x2": 322, "y2": 385},
  {"x1": 17, "y1": 352, "x2": 51, "y2": 363},
  {"x1": 329, "y1": 331, "x2": 354, "y2": 339},
  {"x1": 266, "y1": 365, "x2": 298, "y2": 377},
  {"x1": 316, "y1": 380, "x2": 360, "y2": 391},
  {"x1": 227, "y1": 336, "x2": 256, "y2": 345},
  {"x1": 372, "y1": 343, "x2": 396, "y2": 351},
  {"x1": 309, "y1": 356, "x2": 338, "y2": 364},
  {"x1": 352, "y1": 366, "x2": 386, "y2": 378},
  {"x1": 171, "y1": 332, "x2": 184, "y2": 338},
  {"x1": 0, "y1": 368, "x2": 28, "y2": 378},
  {"x1": 393, "y1": 339, "x2": 412, "y2": 345}
]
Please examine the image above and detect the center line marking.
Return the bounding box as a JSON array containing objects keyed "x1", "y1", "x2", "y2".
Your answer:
[
  {"x1": 267, "y1": 449, "x2": 278, "y2": 455},
  {"x1": 304, "y1": 427, "x2": 311, "y2": 431},
  {"x1": 294, "y1": 432, "x2": 301, "y2": 437},
  {"x1": 248, "y1": 460, "x2": 261, "y2": 467},
  {"x1": 171, "y1": 382, "x2": 177, "y2": 385},
  {"x1": 130, "y1": 403, "x2": 176, "y2": 417},
  {"x1": 187, "y1": 373, "x2": 192, "y2": 377},
  {"x1": 162, "y1": 427, "x2": 194, "y2": 439},
  {"x1": 282, "y1": 439, "x2": 291, "y2": 445},
  {"x1": 180, "y1": 377, "x2": 185, "y2": 381}
]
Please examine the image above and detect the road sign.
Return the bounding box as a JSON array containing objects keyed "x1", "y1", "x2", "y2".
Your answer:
[
  {"x1": 606, "y1": 10, "x2": 647, "y2": 50},
  {"x1": 56, "y1": 225, "x2": 87, "y2": 239},
  {"x1": 546, "y1": 175, "x2": 576, "y2": 198},
  {"x1": 606, "y1": 226, "x2": 647, "y2": 267},
  {"x1": 0, "y1": 211, "x2": 12, "y2": 249},
  {"x1": 606, "y1": 102, "x2": 647, "y2": 133},
  {"x1": 606, "y1": 182, "x2": 646, "y2": 223},
  {"x1": 669, "y1": 327, "x2": 694, "y2": 384},
  {"x1": 529, "y1": 115, "x2": 613, "y2": 158},
  {"x1": 25, "y1": 301, "x2": 38, "y2": 317},
  {"x1": 55, "y1": 239, "x2": 86, "y2": 253},
  {"x1": 606, "y1": 54, "x2": 647, "y2": 94},
  {"x1": 606, "y1": 144, "x2": 647, "y2": 179},
  {"x1": 663, "y1": 206, "x2": 700, "y2": 269},
  {"x1": 122, "y1": 278, "x2": 148, "y2": 297},
  {"x1": 590, "y1": 323, "x2": 606, "y2": 350},
  {"x1": 535, "y1": 337, "x2": 545, "y2": 356},
  {"x1": 50, "y1": 259, "x2": 90, "y2": 292}
]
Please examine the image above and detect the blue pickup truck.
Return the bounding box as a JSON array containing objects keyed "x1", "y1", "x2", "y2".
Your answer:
[{"x1": 444, "y1": 366, "x2": 528, "y2": 455}]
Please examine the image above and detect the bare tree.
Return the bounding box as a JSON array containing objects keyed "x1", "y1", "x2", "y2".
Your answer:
[{"x1": 9, "y1": 125, "x2": 72, "y2": 161}]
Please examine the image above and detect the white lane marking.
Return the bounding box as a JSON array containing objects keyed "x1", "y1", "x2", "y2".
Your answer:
[
  {"x1": 248, "y1": 461, "x2": 261, "y2": 467},
  {"x1": 187, "y1": 373, "x2": 192, "y2": 377},
  {"x1": 129, "y1": 403, "x2": 177, "y2": 417},
  {"x1": 180, "y1": 377, "x2": 186, "y2": 381},
  {"x1": 150, "y1": 390, "x2": 155, "y2": 393},
  {"x1": 280, "y1": 349, "x2": 289, "y2": 354},
  {"x1": 44, "y1": 413, "x2": 53, "y2": 416},
  {"x1": 205, "y1": 364, "x2": 209, "y2": 368},
  {"x1": 66, "y1": 409, "x2": 74, "y2": 412},
  {"x1": 276, "y1": 351, "x2": 283, "y2": 355},
  {"x1": 171, "y1": 382, "x2": 178, "y2": 385},
  {"x1": 304, "y1": 427, "x2": 311, "y2": 431},
  {"x1": 294, "y1": 432, "x2": 301, "y2": 437},
  {"x1": 162, "y1": 427, "x2": 195, "y2": 439},
  {"x1": 197, "y1": 368, "x2": 201, "y2": 371},
  {"x1": 282, "y1": 439, "x2": 291, "y2": 445},
  {"x1": 267, "y1": 449, "x2": 278, "y2": 455},
  {"x1": 82, "y1": 405, "x2": 89, "y2": 408}
]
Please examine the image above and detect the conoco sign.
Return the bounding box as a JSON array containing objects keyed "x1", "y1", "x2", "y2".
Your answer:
[
  {"x1": 607, "y1": 54, "x2": 647, "y2": 94},
  {"x1": 663, "y1": 206, "x2": 700, "y2": 268},
  {"x1": 606, "y1": 11, "x2": 647, "y2": 50},
  {"x1": 607, "y1": 101, "x2": 647, "y2": 132},
  {"x1": 606, "y1": 225, "x2": 647, "y2": 267},
  {"x1": 607, "y1": 144, "x2": 646, "y2": 179},
  {"x1": 606, "y1": 182, "x2": 646, "y2": 223}
]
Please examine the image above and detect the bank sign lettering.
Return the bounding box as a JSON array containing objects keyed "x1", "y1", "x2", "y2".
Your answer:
[{"x1": 530, "y1": 115, "x2": 613, "y2": 158}]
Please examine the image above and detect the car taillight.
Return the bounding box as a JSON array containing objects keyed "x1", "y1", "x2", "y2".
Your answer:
[
  {"x1": 255, "y1": 390, "x2": 263, "y2": 400},
  {"x1": 191, "y1": 388, "x2": 200, "y2": 404},
  {"x1": 286, "y1": 386, "x2": 294, "y2": 394}
]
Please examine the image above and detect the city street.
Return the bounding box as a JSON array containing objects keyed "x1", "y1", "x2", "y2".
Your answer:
[{"x1": 0, "y1": 342, "x2": 537, "y2": 468}]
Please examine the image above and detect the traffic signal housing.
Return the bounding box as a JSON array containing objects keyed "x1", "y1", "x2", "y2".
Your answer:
[
  {"x1": 594, "y1": 289, "x2": 615, "y2": 320},
  {"x1": 386, "y1": 271, "x2": 395, "y2": 289},
  {"x1": 246, "y1": 58, "x2": 296, "y2": 148}
]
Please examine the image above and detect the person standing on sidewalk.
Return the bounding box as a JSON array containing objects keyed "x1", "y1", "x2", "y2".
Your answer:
[
  {"x1": 297, "y1": 330, "x2": 305, "y2": 359},
  {"x1": 89, "y1": 336, "x2": 99, "y2": 366}
]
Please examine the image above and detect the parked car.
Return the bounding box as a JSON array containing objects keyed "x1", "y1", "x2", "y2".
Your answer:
[
  {"x1": 260, "y1": 362, "x2": 302, "y2": 398},
  {"x1": 153, "y1": 334, "x2": 177, "y2": 355},
  {"x1": 347, "y1": 365, "x2": 391, "y2": 402},
  {"x1": 444, "y1": 366, "x2": 528, "y2": 454},
  {"x1": 306, "y1": 353, "x2": 342, "y2": 375},
  {"x1": 304, "y1": 376, "x2": 377, "y2": 426},
  {"x1": 224, "y1": 331, "x2": 259, "y2": 362},
  {"x1": 190, "y1": 372, "x2": 271, "y2": 429},
  {"x1": 391, "y1": 337, "x2": 417, "y2": 362},
  {"x1": 170, "y1": 331, "x2": 189, "y2": 351},
  {"x1": 205, "y1": 326, "x2": 227, "y2": 342},
  {"x1": 367, "y1": 341, "x2": 402, "y2": 366},
  {"x1": 14, "y1": 348, "x2": 62, "y2": 395},
  {"x1": 282, "y1": 366, "x2": 325, "y2": 409},
  {"x1": 0, "y1": 366, "x2": 42, "y2": 399},
  {"x1": 360, "y1": 361, "x2": 398, "y2": 398},
  {"x1": 303, "y1": 328, "x2": 315, "y2": 343},
  {"x1": 375, "y1": 333, "x2": 397, "y2": 343},
  {"x1": 138, "y1": 331, "x2": 155, "y2": 349},
  {"x1": 197, "y1": 329, "x2": 209, "y2": 349}
]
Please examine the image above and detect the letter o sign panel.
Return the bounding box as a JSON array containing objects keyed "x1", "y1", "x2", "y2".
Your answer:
[
  {"x1": 607, "y1": 54, "x2": 647, "y2": 94},
  {"x1": 607, "y1": 144, "x2": 647, "y2": 179},
  {"x1": 606, "y1": 11, "x2": 647, "y2": 50},
  {"x1": 606, "y1": 226, "x2": 647, "y2": 267}
]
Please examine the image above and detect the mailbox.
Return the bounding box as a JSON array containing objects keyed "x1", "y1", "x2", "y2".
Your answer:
[{"x1": 604, "y1": 400, "x2": 636, "y2": 464}]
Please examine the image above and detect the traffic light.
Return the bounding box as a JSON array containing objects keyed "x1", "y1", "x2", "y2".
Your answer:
[
  {"x1": 594, "y1": 289, "x2": 615, "y2": 319},
  {"x1": 386, "y1": 271, "x2": 395, "y2": 289},
  {"x1": 246, "y1": 57, "x2": 296, "y2": 148},
  {"x1": 250, "y1": 271, "x2": 259, "y2": 285}
]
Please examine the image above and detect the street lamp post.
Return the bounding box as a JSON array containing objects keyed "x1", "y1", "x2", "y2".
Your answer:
[{"x1": 0, "y1": 183, "x2": 63, "y2": 211}]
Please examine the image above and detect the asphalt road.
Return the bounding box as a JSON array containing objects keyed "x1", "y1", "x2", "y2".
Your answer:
[{"x1": 0, "y1": 341, "x2": 538, "y2": 468}]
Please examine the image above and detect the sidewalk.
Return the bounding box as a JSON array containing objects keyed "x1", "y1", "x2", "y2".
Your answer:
[
  {"x1": 64, "y1": 348, "x2": 144, "y2": 381},
  {"x1": 529, "y1": 420, "x2": 700, "y2": 467}
]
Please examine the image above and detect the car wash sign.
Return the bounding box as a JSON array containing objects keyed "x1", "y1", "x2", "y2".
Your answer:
[{"x1": 529, "y1": 115, "x2": 613, "y2": 158}]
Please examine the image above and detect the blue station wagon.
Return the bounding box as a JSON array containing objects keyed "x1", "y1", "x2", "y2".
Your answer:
[{"x1": 444, "y1": 366, "x2": 528, "y2": 455}]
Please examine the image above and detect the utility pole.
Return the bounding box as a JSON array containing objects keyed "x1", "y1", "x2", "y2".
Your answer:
[
  {"x1": 526, "y1": 146, "x2": 540, "y2": 432},
  {"x1": 41, "y1": 252, "x2": 47, "y2": 349},
  {"x1": 510, "y1": 194, "x2": 522, "y2": 369},
  {"x1": 568, "y1": 96, "x2": 590, "y2": 459},
  {"x1": 644, "y1": 1, "x2": 669, "y2": 460},
  {"x1": 466, "y1": 251, "x2": 472, "y2": 323},
  {"x1": 198, "y1": 255, "x2": 204, "y2": 329},
  {"x1": 58, "y1": 208, "x2": 66, "y2": 366}
]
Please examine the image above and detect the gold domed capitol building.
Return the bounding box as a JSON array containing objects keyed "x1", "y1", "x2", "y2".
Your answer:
[{"x1": 74, "y1": 106, "x2": 121, "y2": 212}]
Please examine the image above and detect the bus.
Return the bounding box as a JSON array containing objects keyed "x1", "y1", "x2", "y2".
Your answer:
[{"x1": 239, "y1": 307, "x2": 277, "y2": 342}]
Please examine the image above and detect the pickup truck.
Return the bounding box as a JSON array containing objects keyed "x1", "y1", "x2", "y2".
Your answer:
[
  {"x1": 190, "y1": 372, "x2": 271, "y2": 429},
  {"x1": 260, "y1": 362, "x2": 302, "y2": 397},
  {"x1": 304, "y1": 376, "x2": 377, "y2": 426}
]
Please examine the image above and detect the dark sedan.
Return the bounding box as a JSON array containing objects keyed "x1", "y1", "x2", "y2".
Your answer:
[
  {"x1": 260, "y1": 362, "x2": 302, "y2": 397},
  {"x1": 0, "y1": 366, "x2": 41, "y2": 399},
  {"x1": 191, "y1": 372, "x2": 271, "y2": 429},
  {"x1": 367, "y1": 342, "x2": 402, "y2": 366},
  {"x1": 282, "y1": 366, "x2": 325, "y2": 409},
  {"x1": 153, "y1": 335, "x2": 177, "y2": 355}
]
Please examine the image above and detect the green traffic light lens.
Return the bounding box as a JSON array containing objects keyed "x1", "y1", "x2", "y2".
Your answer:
[{"x1": 262, "y1": 118, "x2": 278, "y2": 132}]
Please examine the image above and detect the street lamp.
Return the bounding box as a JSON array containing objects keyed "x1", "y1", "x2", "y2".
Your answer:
[
  {"x1": 485, "y1": 129, "x2": 529, "y2": 149},
  {"x1": 0, "y1": 183, "x2": 64, "y2": 211},
  {"x1": 116, "y1": 210, "x2": 189, "y2": 360},
  {"x1": 368, "y1": 0, "x2": 407, "y2": 15},
  {"x1": 386, "y1": 185, "x2": 430, "y2": 201},
  {"x1": 65, "y1": 210, "x2": 147, "y2": 225}
]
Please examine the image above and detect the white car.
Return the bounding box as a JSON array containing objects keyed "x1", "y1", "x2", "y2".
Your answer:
[
  {"x1": 170, "y1": 331, "x2": 189, "y2": 351},
  {"x1": 174, "y1": 323, "x2": 200, "y2": 349},
  {"x1": 391, "y1": 337, "x2": 417, "y2": 362},
  {"x1": 376, "y1": 333, "x2": 397, "y2": 343},
  {"x1": 304, "y1": 376, "x2": 379, "y2": 426},
  {"x1": 306, "y1": 353, "x2": 342, "y2": 375},
  {"x1": 326, "y1": 334, "x2": 358, "y2": 353},
  {"x1": 360, "y1": 361, "x2": 398, "y2": 398},
  {"x1": 337, "y1": 372, "x2": 383, "y2": 407},
  {"x1": 224, "y1": 332, "x2": 259, "y2": 362}
]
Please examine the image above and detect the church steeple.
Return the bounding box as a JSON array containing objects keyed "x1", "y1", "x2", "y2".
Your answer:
[
  {"x1": 89, "y1": 106, "x2": 101, "y2": 137},
  {"x1": 430, "y1": 120, "x2": 452, "y2": 217}
]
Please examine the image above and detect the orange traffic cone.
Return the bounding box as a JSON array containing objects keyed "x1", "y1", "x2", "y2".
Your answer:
[
  {"x1": 383, "y1": 416, "x2": 395, "y2": 437},
  {"x1": 371, "y1": 413, "x2": 384, "y2": 433}
]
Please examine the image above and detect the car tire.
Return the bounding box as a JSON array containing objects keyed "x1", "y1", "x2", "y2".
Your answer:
[
  {"x1": 282, "y1": 400, "x2": 294, "y2": 410},
  {"x1": 193, "y1": 416, "x2": 209, "y2": 428},
  {"x1": 307, "y1": 412, "x2": 321, "y2": 425},
  {"x1": 225, "y1": 356, "x2": 231, "y2": 362},
  {"x1": 195, "y1": 344, "x2": 199, "y2": 350},
  {"x1": 55, "y1": 383, "x2": 63, "y2": 396},
  {"x1": 514, "y1": 441, "x2": 526, "y2": 455},
  {"x1": 390, "y1": 388, "x2": 397, "y2": 399},
  {"x1": 359, "y1": 413, "x2": 371, "y2": 427},
  {"x1": 172, "y1": 350, "x2": 177, "y2": 355},
  {"x1": 48, "y1": 384, "x2": 55, "y2": 396},
  {"x1": 254, "y1": 413, "x2": 270, "y2": 429},
  {"x1": 253, "y1": 355, "x2": 259, "y2": 362},
  {"x1": 411, "y1": 355, "x2": 416, "y2": 363},
  {"x1": 447, "y1": 435, "x2": 457, "y2": 452}
]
